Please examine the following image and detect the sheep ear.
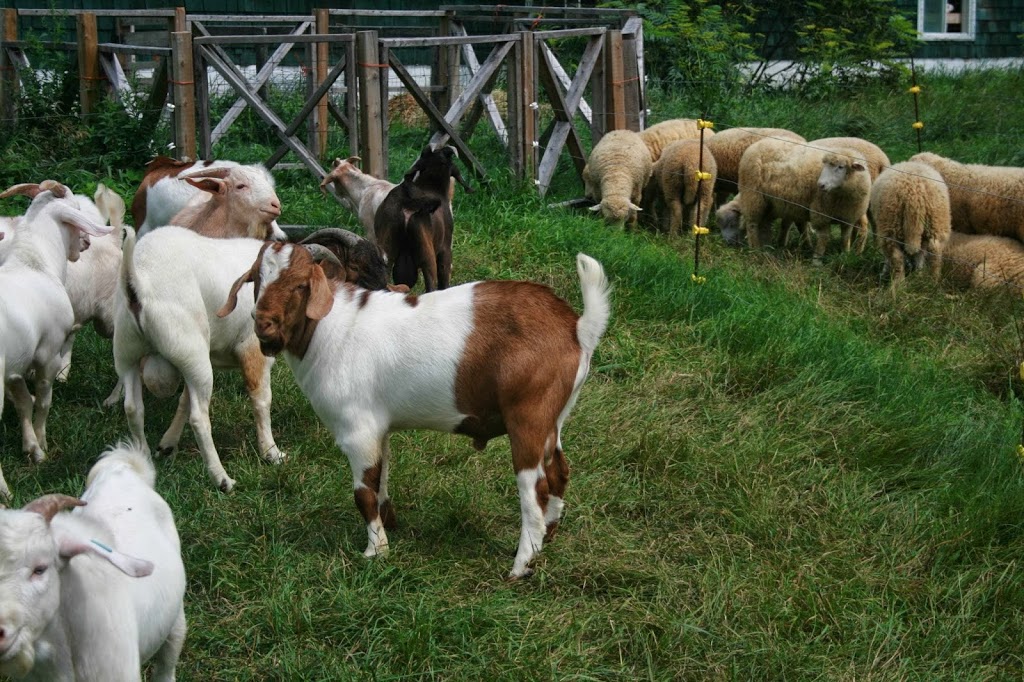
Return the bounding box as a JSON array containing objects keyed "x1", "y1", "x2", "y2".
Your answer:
[
  {"x1": 185, "y1": 177, "x2": 227, "y2": 196},
  {"x1": 54, "y1": 533, "x2": 154, "y2": 578},
  {"x1": 217, "y1": 264, "x2": 257, "y2": 318},
  {"x1": 852, "y1": 161, "x2": 867, "y2": 172},
  {"x1": 306, "y1": 264, "x2": 334, "y2": 321},
  {"x1": 589, "y1": 204, "x2": 602, "y2": 212},
  {"x1": 629, "y1": 201, "x2": 643, "y2": 212}
]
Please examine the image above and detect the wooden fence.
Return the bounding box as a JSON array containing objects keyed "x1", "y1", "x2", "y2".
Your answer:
[{"x1": 0, "y1": 5, "x2": 643, "y2": 196}]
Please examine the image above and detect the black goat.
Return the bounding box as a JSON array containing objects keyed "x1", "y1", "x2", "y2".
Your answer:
[{"x1": 373, "y1": 144, "x2": 473, "y2": 292}]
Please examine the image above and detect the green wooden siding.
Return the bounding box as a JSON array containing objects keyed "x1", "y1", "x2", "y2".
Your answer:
[{"x1": 895, "y1": 0, "x2": 1024, "y2": 58}]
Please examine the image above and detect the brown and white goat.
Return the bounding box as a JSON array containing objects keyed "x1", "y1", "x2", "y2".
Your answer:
[
  {"x1": 218, "y1": 244, "x2": 611, "y2": 577},
  {"x1": 132, "y1": 156, "x2": 286, "y2": 241},
  {"x1": 373, "y1": 144, "x2": 472, "y2": 292}
]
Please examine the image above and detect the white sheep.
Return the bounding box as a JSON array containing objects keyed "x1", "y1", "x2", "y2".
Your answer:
[
  {"x1": 943, "y1": 231, "x2": 1024, "y2": 290},
  {"x1": 0, "y1": 184, "x2": 112, "y2": 498},
  {"x1": 738, "y1": 138, "x2": 872, "y2": 262},
  {"x1": 113, "y1": 226, "x2": 285, "y2": 493},
  {"x1": 869, "y1": 161, "x2": 952, "y2": 286},
  {"x1": 583, "y1": 129, "x2": 653, "y2": 227},
  {"x1": 218, "y1": 245, "x2": 610, "y2": 578},
  {"x1": 643, "y1": 139, "x2": 717, "y2": 236},
  {"x1": 0, "y1": 441, "x2": 186, "y2": 681},
  {"x1": 705, "y1": 126, "x2": 806, "y2": 206},
  {"x1": 715, "y1": 195, "x2": 743, "y2": 246},
  {"x1": 909, "y1": 152, "x2": 1024, "y2": 241},
  {"x1": 638, "y1": 118, "x2": 715, "y2": 162},
  {"x1": 812, "y1": 137, "x2": 890, "y2": 182}
]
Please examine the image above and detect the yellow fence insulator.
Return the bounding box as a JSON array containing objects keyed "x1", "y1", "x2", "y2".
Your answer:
[
  {"x1": 692, "y1": 225, "x2": 710, "y2": 236},
  {"x1": 912, "y1": 121, "x2": 925, "y2": 130},
  {"x1": 696, "y1": 118, "x2": 714, "y2": 130},
  {"x1": 691, "y1": 273, "x2": 707, "y2": 284},
  {"x1": 908, "y1": 85, "x2": 922, "y2": 94},
  {"x1": 694, "y1": 170, "x2": 712, "y2": 182}
]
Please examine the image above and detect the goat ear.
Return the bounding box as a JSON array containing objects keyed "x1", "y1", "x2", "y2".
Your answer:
[
  {"x1": 185, "y1": 177, "x2": 227, "y2": 196},
  {"x1": 217, "y1": 263, "x2": 257, "y2": 318},
  {"x1": 306, "y1": 264, "x2": 335, "y2": 321},
  {"x1": 53, "y1": 532, "x2": 154, "y2": 578},
  {"x1": 451, "y1": 163, "x2": 473, "y2": 193},
  {"x1": 55, "y1": 204, "x2": 113, "y2": 237}
]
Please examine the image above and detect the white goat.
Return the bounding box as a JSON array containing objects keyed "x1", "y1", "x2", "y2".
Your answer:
[
  {"x1": 0, "y1": 184, "x2": 111, "y2": 499},
  {"x1": 0, "y1": 441, "x2": 186, "y2": 681},
  {"x1": 113, "y1": 226, "x2": 284, "y2": 492},
  {"x1": 219, "y1": 244, "x2": 611, "y2": 578},
  {"x1": 133, "y1": 157, "x2": 286, "y2": 241},
  {"x1": 58, "y1": 183, "x2": 127, "y2": 383},
  {"x1": 319, "y1": 156, "x2": 396, "y2": 239}
]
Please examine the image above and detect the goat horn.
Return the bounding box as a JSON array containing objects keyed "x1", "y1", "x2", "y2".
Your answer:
[
  {"x1": 0, "y1": 183, "x2": 43, "y2": 199},
  {"x1": 23, "y1": 494, "x2": 86, "y2": 524},
  {"x1": 303, "y1": 243, "x2": 344, "y2": 268},
  {"x1": 301, "y1": 228, "x2": 363, "y2": 249},
  {"x1": 39, "y1": 180, "x2": 69, "y2": 198},
  {"x1": 180, "y1": 167, "x2": 232, "y2": 180}
]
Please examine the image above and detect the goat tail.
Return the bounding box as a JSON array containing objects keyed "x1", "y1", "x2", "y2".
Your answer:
[
  {"x1": 575, "y1": 253, "x2": 611, "y2": 355},
  {"x1": 86, "y1": 439, "x2": 157, "y2": 489}
]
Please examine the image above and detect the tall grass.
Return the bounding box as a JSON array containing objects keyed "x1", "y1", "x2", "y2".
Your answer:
[{"x1": 3, "y1": 66, "x2": 1024, "y2": 680}]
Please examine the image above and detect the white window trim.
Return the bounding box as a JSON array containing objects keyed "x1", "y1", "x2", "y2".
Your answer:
[{"x1": 918, "y1": 0, "x2": 976, "y2": 41}]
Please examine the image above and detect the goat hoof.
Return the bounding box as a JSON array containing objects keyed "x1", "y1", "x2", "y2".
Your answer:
[
  {"x1": 218, "y1": 476, "x2": 236, "y2": 493},
  {"x1": 27, "y1": 447, "x2": 46, "y2": 464},
  {"x1": 507, "y1": 567, "x2": 535, "y2": 580},
  {"x1": 156, "y1": 445, "x2": 177, "y2": 461},
  {"x1": 263, "y1": 447, "x2": 286, "y2": 465}
]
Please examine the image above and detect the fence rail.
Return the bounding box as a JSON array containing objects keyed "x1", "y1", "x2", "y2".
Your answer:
[{"x1": 0, "y1": 5, "x2": 643, "y2": 195}]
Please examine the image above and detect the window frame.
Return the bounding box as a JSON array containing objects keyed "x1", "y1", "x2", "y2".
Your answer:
[{"x1": 918, "y1": 0, "x2": 976, "y2": 41}]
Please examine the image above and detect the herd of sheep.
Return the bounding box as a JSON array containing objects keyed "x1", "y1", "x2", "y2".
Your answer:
[
  {"x1": 582, "y1": 117, "x2": 1024, "y2": 290},
  {"x1": 0, "y1": 144, "x2": 610, "y2": 678}
]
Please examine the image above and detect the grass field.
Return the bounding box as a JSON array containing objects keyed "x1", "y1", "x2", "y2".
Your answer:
[{"x1": 3, "y1": 66, "x2": 1024, "y2": 680}]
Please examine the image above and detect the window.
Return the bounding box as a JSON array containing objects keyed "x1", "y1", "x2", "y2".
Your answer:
[{"x1": 918, "y1": 0, "x2": 975, "y2": 40}]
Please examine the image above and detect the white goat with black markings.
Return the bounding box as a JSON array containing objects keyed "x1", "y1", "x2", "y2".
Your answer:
[
  {"x1": 112, "y1": 226, "x2": 285, "y2": 493},
  {"x1": 0, "y1": 183, "x2": 112, "y2": 499},
  {"x1": 218, "y1": 243, "x2": 611, "y2": 578},
  {"x1": 0, "y1": 441, "x2": 186, "y2": 681}
]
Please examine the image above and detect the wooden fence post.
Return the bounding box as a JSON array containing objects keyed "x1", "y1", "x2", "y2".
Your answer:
[
  {"x1": 622, "y1": 28, "x2": 641, "y2": 132},
  {"x1": 508, "y1": 31, "x2": 535, "y2": 182},
  {"x1": 77, "y1": 12, "x2": 101, "y2": 117},
  {"x1": 0, "y1": 9, "x2": 18, "y2": 127},
  {"x1": 171, "y1": 30, "x2": 196, "y2": 160},
  {"x1": 603, "y1": 29, "x2": 626, "y2": 133},
  {"x1": 315, "y1": 8, "x2": 329, "y2": 158},
  {"x1": 174, "y1": 7, "x2": 187, "y2": 33},
  {"x1": 356, "y1": 30, "x2": 385, "y2": 180}
]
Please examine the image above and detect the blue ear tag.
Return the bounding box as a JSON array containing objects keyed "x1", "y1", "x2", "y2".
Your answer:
[{"x1": 90, "y1": 539, "x2": 113, "y2": 553}]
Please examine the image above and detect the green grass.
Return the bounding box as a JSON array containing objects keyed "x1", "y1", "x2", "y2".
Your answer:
[{"x1": 4, "y1": 67, "x2": 1024, "y2": 680}]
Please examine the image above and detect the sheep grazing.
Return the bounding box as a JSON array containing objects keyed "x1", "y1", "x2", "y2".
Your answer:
[
  {"x1": 0, "y1": 441, "x2": 186, "y2": 681},
  {"x1": 373, "y1": 144, "x2": 471, "y2": 292},
  {"x1": 319, "y1": 156, "x2": 397, "y2": 239},
  {"x1": 113, "y1": 226, "x2": 286, "y2": 492},
  {"x1": 715, "y1": 196, "x2": 743, "y2": 246},
  {"x1": 870, "y1": 161, "x2": 952, "y2": 286},
  {"x1": 909, "y1": 152, "x2": 1024, "y2": 241},
  {"x1": 638, "y1": 118, "x2": 715, "y2": 163},
  {"x1": 705, "y1": 126, "x2": 806, "y2": 206},
  {"x1": 812, "y1": 137, "x2": 890, "y2": 182},
  {"x1": 0, "y1": 184, "x2": 111, "y2": 497},
  {"x1": 643, "y1": 139, "x2": 717, "y2": 236},
  {"x1": 737, "y1": 138, "x2": 872, "y2": 262},
  {"x1": 218, "y1": 245, "x2": 611, "y2": 578},
  {"x1": 132, "y1": 156, "x2": 287, "y2": 241},
  {"x1": 943, "y1": 231, "x2": 1024, "y2": 290},
  {"x1": 583, "y1": 129, "x2": 653, "y2": 227}
]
